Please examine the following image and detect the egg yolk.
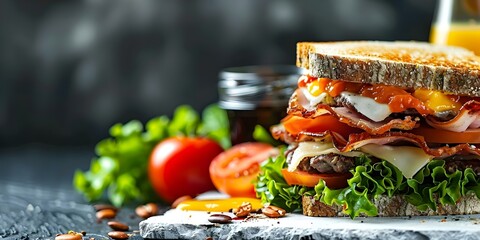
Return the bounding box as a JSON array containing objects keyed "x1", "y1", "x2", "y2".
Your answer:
[{"x1": 176, "y1": 197, "x2": 263, "y2": 212}]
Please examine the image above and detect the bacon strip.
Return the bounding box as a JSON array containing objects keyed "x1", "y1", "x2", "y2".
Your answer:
[
  {"x1": 287, "y1": 90, "x2": 418, "y2": 135},
  {"x1": 291, "y1": 88, "x2": 480, "y2": 133},
  {"x1": 334, "y1": 107, "x2": 418, "y2": 135},
  {"x1": 273, "y1": 125, "x2": 480, "y2": 158}
]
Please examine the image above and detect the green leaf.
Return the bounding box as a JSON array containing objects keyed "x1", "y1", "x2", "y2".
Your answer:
[
  {"x1": 257, "y1": 153, "x2": 480, "y2": 219},
  {"x1": 168, "y1": 105, "x2": 200, "y2": 136},
  {"x1": 108, "y1": 174, "x2": 142, "y2": 207},
  {"x1": 198, "y1": 104, "x2": 231, "y2": 149},
  {"x1": 252, "y1": 125, "x2": 282, "y2": 146},
  {"x1": 109, "y1": 121, "x2": 143, "y2": 140},
  {"x1": 73, "y1": 104, "x2": 231, "y2": 206},
  {"x1": 143, "y1": 116, "x2": 170, "y2": 143},
  {"x1": 254, "y1": 150, "x2": 309, "y2": 212}
]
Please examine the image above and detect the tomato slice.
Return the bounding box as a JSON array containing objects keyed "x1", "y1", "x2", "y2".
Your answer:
[
  {"x1": 409, "y1": 126, "x2": 480, "y2": 144},
  {"x1": 282, "y1": 115, "x2": 362, "y2": 138},
  {"x1": 281, "y1": 169, "x2": 351, "y2": 189},
  {"x1": 209, "y1": 143, "x2": 278, "y2": 198}
]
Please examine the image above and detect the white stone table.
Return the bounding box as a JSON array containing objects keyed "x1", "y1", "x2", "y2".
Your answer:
[{"x1": 140, "y1": 208, "x2": 480, "y2": 240}]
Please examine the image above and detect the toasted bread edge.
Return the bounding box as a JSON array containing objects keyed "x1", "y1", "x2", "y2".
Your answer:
[
  {"x1": 296, "y1": 42, "x2": 480, "y2": 97},
  {"x1": 302, "y1": 192, "x2": 480, "y2": 217}
]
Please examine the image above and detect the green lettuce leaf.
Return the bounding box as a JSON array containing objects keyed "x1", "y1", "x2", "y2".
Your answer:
[
  {"x1": 255, "y1": 151, "x2": 312, "y2": 212},
  {"x1": 255, "y1": 153, "x2": 480, "y2": 219},
  {"x1": 252, "y1": 125, "x2": 283, "y2": 146}
]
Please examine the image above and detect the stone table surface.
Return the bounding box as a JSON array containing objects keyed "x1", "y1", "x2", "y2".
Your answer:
[
  {"x1": 141, "y1": 205, "x2": 480, "y2": 240},
  {"x1": 0, "y1": 145, "x2": 154, "y2": 240}
]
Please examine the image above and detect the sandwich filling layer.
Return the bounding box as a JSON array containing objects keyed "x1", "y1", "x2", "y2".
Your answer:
[
  {"x1": 294, "y1": 75, "x2": 480, "y2": 132},
  {"x1": 257, "y1": 75, "x2": 480, "y2": 219},
  {"x1": 256, "y1": 42, "x2": 480, "y2": 219}
]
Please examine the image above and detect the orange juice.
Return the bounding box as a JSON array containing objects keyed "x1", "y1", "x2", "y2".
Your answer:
[{"x1": 430, "y1": 23, "x2": 480, "y2": 55}]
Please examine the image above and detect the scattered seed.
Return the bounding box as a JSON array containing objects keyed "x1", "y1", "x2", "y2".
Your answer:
[
  {"x1": 145, "y1": 203, "x2": 158, "y2": 215},
  {"x1": 135, "y1": 205, "x2": 150, "y2": 219},
  {"x1": 262, "y1": 205, "x2": 286, "y2": 218},
  {"x1": 96, "y1": 209, "x2": 116, "y2": 220},
  {"x1": 135, "y1": 203, "x2": 158, "y2": 219},
  {"x1": 93, "y1": 204, "x2": 118, "y2": 212},
  {"x1": 208, "y1": 214, "x2": 232, "y2": 224},
  {"x1": 171, "y1": 195, "x2": 192, "y2": 208},
  {"x1": 108, "y1": 231, "x2": 129, "y2": 239},
  {"x1": 107, "y1": 221, "x2": 129, "y2": 231},
  {"x1": 233, "y1": 202, "x2": 252, "y2": 218},
  {"x1": 55, "y1": 233, "x2": 82, "y2": 240}
]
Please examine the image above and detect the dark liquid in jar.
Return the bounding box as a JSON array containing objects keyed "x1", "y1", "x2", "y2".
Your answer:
[{"x1": 227, "y1": 106, "x2": 287, "y2": 145}]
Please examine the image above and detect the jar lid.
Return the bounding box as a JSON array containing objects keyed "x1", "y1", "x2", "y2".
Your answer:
[{"x1": 218, "y1": 65, "x2": 304, "y2": 110}]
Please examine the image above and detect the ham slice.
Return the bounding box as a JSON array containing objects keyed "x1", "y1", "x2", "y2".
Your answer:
[{"x1": 426, "y1": 100, "x2": 480, "y2": 132}]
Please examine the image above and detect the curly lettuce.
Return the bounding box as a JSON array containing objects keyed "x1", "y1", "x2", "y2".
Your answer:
[
  {"x1": 255, "y1": 154, "x2": 480, "y2": 219},
  {"x1": 255, "y1": 152, "x2": 313, "y2": 212}
]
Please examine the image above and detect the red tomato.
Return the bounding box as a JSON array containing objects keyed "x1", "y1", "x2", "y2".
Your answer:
[
  {"x1": 148, "y1": 137, "x2": 224, "y2": 203},
  {"x1": 282, "y1": 115, "x2": 361, "y2": 138},
  {"x1": 281, "y1": 169, "x2": 351, "y2": 189},
  {"x1": 209, "y1": 142, "x2": 278, "y2": 198},
  {"x1": 409, "y1": 126, "x2": 480, "y2": 144}
]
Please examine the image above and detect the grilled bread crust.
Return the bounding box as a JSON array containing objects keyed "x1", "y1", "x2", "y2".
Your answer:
[
  {"x1": 297, "y1": 41, "x2": 480, "y2": 97},
  {"x1": 302, "y1": 192, "x2": 480, "y2": 217}
]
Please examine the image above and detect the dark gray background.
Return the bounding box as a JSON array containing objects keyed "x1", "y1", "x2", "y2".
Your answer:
[
  {"x1": 0, "y1": 0, "x2": 436, "y2": 148},
  {"x1": 0, "y1": 1, "x2": 438, "y2": 238}
]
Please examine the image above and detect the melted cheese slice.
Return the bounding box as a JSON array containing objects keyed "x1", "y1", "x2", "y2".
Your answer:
[
  {"x1": 289, "y1": 142, "x2": 362, "y2": 172},
  {"x1": 301, "y1": 87, "x2": 327, "y2": 107},
  {"x1": 301, "y1": 89, "x2": 392, "y2": 122},
  {"x1": 360, "y1": 144, "x2": 433, "y2": 178},
  {"x1": 340, "y1": 92, "x2": 392, "y2": 122},
  {"x1": 289, "y1": 142, "x2": 433, "y2": 179}
]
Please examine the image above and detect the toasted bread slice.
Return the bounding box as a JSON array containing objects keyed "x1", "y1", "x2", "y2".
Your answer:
[
  {"x1": 302, "y1": 192, "x2": 480, "y2": 217},
  {"x1": 297, "y1": 41, "x2": 480, "y2": 97}
]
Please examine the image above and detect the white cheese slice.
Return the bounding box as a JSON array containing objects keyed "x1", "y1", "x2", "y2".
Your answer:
[
  {"x1": 300, "y1": 87, "x2": 327, "y2": 107},
  {"x1": 288, "y1": 141, "x2": 362, "y2": 172},
  {"x1": 360, "y1": 144, "x2": 433, "y2": 179},
  {"x1": 340, "y1": 92, "x2": 392, "y2": 122}
]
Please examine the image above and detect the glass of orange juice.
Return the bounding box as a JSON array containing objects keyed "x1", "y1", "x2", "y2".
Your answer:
[{"x1": 430, "y1": 0, "x2": 480, "y2": 55}]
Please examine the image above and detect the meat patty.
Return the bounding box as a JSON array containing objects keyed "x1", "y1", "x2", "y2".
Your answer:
[
  {"x1": 286, "y1": 143, "x2": 480, "y2": 176},
  {"x1": 445, "y1": 160, "x2": 480, "y2": 175},
  {"x1": 296, "y1": 153, "x2": 355, "y2": 174}
]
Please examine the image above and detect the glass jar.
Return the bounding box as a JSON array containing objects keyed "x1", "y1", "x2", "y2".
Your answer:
[
  {"x1": 218, "y1": 65, "x2": 302, "y2": 145},
  {"x1": 430, "y1": 0, "x2": 480, "y2": 54}
]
